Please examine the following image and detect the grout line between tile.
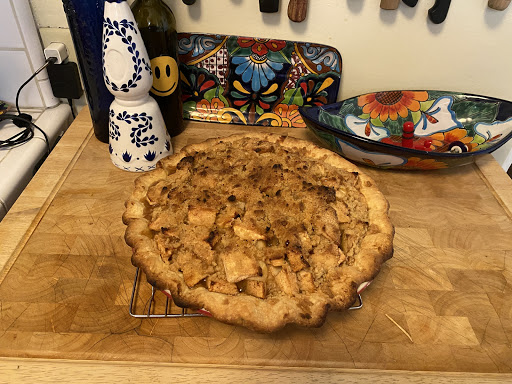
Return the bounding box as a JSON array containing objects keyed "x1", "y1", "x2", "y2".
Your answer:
[
  {"x1": 9, "y1": 0, "x2": 48, "y2": 108},
  {"x1": 9, "y1": 0, "x2": 34, "y2": 73},
  {"x1": 0, "y1": 47, "x2": 26, "y2": 52}
]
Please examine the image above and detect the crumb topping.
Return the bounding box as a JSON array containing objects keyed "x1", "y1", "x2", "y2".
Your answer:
[{"x1": 144, "y1": 137, "x2": 369, "y2": 299}]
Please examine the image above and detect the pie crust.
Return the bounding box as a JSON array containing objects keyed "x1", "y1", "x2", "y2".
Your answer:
[{"x1": 123, "y1": 133, "x2": 394, "y2": 332}]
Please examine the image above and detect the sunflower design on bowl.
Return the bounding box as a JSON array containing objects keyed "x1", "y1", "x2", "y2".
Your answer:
[{"x1": 299, "y1": 90, "x2": 512, "y2": 170}]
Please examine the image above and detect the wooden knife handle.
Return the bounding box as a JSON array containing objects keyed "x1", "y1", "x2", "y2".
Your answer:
[
  {"x1": 428, "y1": 0, "x2": 451, "y2": 24},
  {"x1": 380, "y1": 0, "x2": 400, "y2": 9},
  {"x1": 402, "y1": 0, "x2": 418, "y2": 7},
  {"x1": 288, "y1": 0, "x2": 308, "y2": 22},
  {"x1": 488, "y1": 0, "x2": 511, "y2": 10},
  {"x1": 260, "y1": 0, "x2": 279, "y2": 13}
]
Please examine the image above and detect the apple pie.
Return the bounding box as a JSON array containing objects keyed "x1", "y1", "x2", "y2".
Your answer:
[{"x1": 123, "y1": 133, "x2": 394, "y2": 332}]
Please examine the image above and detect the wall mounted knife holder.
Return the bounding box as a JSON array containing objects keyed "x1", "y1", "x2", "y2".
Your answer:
[
  {"x1": 380, "y1": 0, "x2": 400, "y2": 10},
  {"x1": 428, "y1": 0, "x2": 451, "y2": 23},
  {"x1": 288, "y1": 0, "x2": 308, "y2": 22},
  {"x1": 488, "y1": 0, "x2": 511, "y2": 10},
  {"x1": 260, "y1": 0, "x2": 279, "y2": 13},
  {"x1": 402, "y1": 0, "x2": 418, "y2": 7}
]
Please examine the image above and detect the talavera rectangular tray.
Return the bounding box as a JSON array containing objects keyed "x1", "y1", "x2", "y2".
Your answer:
[{"x1": 177, "y1": 33, "x2": 342, "y2": 128}]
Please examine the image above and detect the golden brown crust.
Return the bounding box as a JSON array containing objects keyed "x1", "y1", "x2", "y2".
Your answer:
[{"x1": 123, "y1": 132, "x2": 394, "y2": 332}]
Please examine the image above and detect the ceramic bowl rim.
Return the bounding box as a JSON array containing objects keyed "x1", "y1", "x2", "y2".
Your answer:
[{"x1": 299, "y1": 90, "x2": 512, "y2": 159}]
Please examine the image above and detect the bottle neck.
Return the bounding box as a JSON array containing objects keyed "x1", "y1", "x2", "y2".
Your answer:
[
  {"x1": 133, "y1": 0, "x2": 163, "y2": 6},
  {"x1": 132, "y1": 0, "x2": 174, "y2": 21}
]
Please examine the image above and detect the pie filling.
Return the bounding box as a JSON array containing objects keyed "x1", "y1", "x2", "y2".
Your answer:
[{"x1": 142, "y1": 138, "x2": 369, "y2": 301}]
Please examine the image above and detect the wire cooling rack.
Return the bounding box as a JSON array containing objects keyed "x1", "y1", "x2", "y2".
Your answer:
[
  {"x1": 129, "y1": 268, "x2": 204, "y2": 318},
  {"x1": 129, "y1": 267, "x2": 364, "y2": 319}
]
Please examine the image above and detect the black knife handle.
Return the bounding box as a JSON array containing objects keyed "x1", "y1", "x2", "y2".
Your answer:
[
  {"x1": 428, "y1": 0, "x2": 451, "y2": 24},
  {"x1": 259, "y1": 0, "x2": 279, "y2": 12},
  {"x1": 183, "y1": 0, "x2": 196, "y2": 5},
  {"x1": 402, "y1": 0, "x2": 418, "y2": 7}
]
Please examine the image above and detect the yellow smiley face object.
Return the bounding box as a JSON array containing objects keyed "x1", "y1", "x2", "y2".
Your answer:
[{"x1": 150, "y1": 56, "x2": 178, "y2": 97}]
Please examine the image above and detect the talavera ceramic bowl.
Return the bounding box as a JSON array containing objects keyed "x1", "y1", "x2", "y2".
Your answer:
[
  {"x1": 299, "y1": 90, "x2": 512, "y2": 170},
  {"x1": 177, "y1": 33, "x2": 341, "y2": 128}
]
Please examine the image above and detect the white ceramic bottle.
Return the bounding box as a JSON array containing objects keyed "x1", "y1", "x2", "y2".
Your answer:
[{"x1": 102, "y1": 0, "x2": 172, "y2": 172}]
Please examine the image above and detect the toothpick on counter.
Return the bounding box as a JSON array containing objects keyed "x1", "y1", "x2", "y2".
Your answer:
[
  {"x1": 149, "y1": 319, "x2": 158, "y2": 336},
  {"x1": 385, "y1": 314, "x2": 413, "y2": 342}
]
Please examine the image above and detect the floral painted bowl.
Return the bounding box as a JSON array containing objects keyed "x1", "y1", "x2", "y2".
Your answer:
[
  {"x1": 299, "y1": 90, "x2": 512, "y2": 170},
  {"x1": 177, "y1": 33, "x2": 341, "y2": 127}
]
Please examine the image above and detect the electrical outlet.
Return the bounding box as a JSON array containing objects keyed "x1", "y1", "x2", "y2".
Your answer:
[
  {"x1": 44, "y1": 42, "x2": 83, "y2": 100},
  {"x1": 47, "y1": 62, "x2": 83, "y2": 100},
  {"x1": 44, "y1": 42, "x2": 69, "y2": 64}
]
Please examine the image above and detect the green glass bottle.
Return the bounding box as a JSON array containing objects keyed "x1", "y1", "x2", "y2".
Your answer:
[{"x1": 131, "y1": 0, "x2": 184, "y2": 137}]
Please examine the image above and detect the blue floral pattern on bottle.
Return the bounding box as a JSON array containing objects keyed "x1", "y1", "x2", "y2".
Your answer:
[
  {"x1": 126, "y1": 115, "x2": 158, "y2": 147},
  {"x1": 102, "y1": 17, "x2": 151, "y2": 93},
  {"x1": 144, "y1": 150, "x2": 156, "y2": 161},
  {"x1": 122, "y1": 151, "x2": 132, "y2": 162},
  {"x1": 109, "y1": 109, "x2": 121, "y2": 141},
  {"x1": 131, "y1": 123, "x2": 158, "y2": 147},
  {"x1": 103, "y1": 0, "x2": 173, "y2": 173},
  {"x1": 112, "y1": 111, "x2": 159, "y2": 149},
  {"x1": 117, "y1": 111, "x2": 149, "y2": 124}
]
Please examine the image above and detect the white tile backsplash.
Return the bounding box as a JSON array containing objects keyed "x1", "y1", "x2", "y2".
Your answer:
[
  {"x1": 0, "y1": 50, "x2": 44, "y2": 107},
  {"x1": 13, "y1": 0, "x2": 55, "y2": 87},
  {"x1": 29, "y1": 0, "x2": 68, "y2": 28},
  {"x1": 0, "y1": 0, "x2": 58, "y2": 108},
  {"x1": 0, "y1": 0, "x2": 24, "y2": 48}
]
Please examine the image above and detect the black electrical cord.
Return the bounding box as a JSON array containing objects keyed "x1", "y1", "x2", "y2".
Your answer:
[
  {"x1": 15, "y1": 57, "x2": 56, "y2": 115},
  {"x1": 0, "y1": 57, "x2": 56, "y2": 155},
  {"x1": 67, "y1": 98, "x2": 76, "y2": 119},
  {"x1": 0, "y1": 114, "x2": 50, "y2": 154}
]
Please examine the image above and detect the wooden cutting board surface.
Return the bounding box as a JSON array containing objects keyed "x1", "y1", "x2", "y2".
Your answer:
[{"x1": 0, "y1": 109, "x2": 511, "y2": 374}]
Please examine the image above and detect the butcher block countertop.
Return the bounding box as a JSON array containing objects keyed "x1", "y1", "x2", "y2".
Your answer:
[{"x1": 1, "y1": 107, "x2": 512, "y2": 383}]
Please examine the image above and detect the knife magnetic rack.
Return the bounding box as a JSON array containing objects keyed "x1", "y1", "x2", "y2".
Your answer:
[{"x1": 129, "y1": 268, "x2": 364, "y2": 319}]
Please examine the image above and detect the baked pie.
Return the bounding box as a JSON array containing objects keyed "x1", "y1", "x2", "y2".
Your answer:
[{"x1": 123, "y1": 133, "x2": 394, "y2": 332}]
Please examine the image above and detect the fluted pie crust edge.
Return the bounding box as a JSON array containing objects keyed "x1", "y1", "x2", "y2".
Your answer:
[{"x1": 123, "y1": 133, "x2": 394, "y2": 332}]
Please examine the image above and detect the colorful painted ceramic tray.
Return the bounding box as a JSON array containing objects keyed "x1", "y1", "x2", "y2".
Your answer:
[
  {"x1": 300, "y1": 90, "x2": 512, "y2": 170},
  {"x1": 177, "y1": 33, "x2": 341, "y2": 127}
]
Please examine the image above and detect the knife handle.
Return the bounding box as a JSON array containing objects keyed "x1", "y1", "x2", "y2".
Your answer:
[
  {"x1": 182, "y1": 0, "x2": 196, "y2": 5},
  {"x1": 380, "y1": 0, "x2": 400, "y2": 9},
  {"x1": 488, "y1": 0, "x2": 511, "y2": 10},
  {"x1": 260, "y1": 0, "x2": 279, "y2": 12},
  {"x1": 288, "y1": 0, "x2": 308, "y2": 22},
  {"x1": 428, "y1": 0, "x2": 451, "y2": 24},
  {"x1": 402, "y1": 0, "x2": 418, "y2": 7}
]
